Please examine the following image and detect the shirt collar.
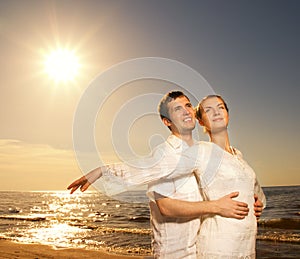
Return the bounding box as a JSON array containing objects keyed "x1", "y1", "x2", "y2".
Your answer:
[{"x1": 167, "y1": 134, "x2": 194, "y2": 150}]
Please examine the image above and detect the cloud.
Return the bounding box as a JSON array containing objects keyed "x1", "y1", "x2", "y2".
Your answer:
[{"x1": 0, "y1": 139, "x2": 82, "y2": 190}]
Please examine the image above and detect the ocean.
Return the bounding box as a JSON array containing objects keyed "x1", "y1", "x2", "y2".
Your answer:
[{"x1": 0, "y1": 185, "x2": 299, "y2": 258}]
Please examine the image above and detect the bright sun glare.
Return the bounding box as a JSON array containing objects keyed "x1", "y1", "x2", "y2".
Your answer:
[{"x1": 44, "y1": 49, "x2": 80, "y2": 82}]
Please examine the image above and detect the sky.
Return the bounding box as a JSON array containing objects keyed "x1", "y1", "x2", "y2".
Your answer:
[{"x1": 0, "y1": 0, "x2": 299, "y2": 190}]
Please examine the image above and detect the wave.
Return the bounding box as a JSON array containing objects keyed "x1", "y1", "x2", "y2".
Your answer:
[
  {"x1": 258, "y1": 218, "x2": 300, "y2": 230},
  {"x1": 97, "y1": 226, "x2": 151, "y2": 235},
  {"x1": 0, "y1": 215, "x2": 46, "y2": 221},
  {"x1": 257, "y1": 232, "x2": 300, "y2": 243},
  {"x1": 69, "y1": 221, "x2": 151, "y2": 235},
  {"x1": 8, "y1": 207, "x2": 22, "y2": 213},
  {"x1": 128, "y1": 216, "x2": 149, "y2": 222}
]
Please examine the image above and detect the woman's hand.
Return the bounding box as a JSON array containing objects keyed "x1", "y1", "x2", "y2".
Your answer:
[{"x1": 67, "y1": 167, "x2": 102, "y2": 194}]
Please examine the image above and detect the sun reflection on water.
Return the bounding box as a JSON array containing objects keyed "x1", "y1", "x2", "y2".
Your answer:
[
  {"x1": 0, "y1": 191, "x2": 152, "y2": 255},
  {"x1": 19, "y1": 223, "x2": 90, "y2": 248},
  {"x1": 3, "y1": 191, "x2": 103, "y2": 249}
]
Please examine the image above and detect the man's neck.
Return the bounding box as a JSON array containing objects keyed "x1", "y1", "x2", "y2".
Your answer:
[{"x1": 173, "y1": 132, "x2": 194, "y2": 146}]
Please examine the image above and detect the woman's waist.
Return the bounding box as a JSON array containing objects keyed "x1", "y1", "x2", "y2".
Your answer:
[{"x1": 200, "y1": 215, "x2": 257, "y2": 234}]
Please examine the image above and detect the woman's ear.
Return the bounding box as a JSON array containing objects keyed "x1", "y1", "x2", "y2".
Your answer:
[
  {"x1": 162, "y1": 117, "x2": 172, "y2": 127},
  {"x1": 197, "y1": 118, "x2": 204, "y2": 126}
]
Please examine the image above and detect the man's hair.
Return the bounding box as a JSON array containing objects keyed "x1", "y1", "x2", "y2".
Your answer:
[
  {"x1": 195, "y1": 94, "x2": 229, "y2": 120},
  {"x1": 158, "y1": 90, "x2": 191, "y2": 120}
]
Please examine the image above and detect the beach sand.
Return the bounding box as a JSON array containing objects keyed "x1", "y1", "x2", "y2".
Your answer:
[{"x1": 0, "y1": 239, "x2": 144, "y2": 259}]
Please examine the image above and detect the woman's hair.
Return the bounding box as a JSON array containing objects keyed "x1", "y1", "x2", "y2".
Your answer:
[{"x1": 195, "y1": 94, "x2": 229, "y2": 120}]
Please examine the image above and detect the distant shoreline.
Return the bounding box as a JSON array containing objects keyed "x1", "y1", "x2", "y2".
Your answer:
[{"x1": 1, "y1": 184, "x2": 299, "y2": 192}]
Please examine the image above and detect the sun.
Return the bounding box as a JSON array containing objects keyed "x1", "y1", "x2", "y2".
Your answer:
[{"x1": 44, "y1": 48, "x2": 80, "y2": 82}]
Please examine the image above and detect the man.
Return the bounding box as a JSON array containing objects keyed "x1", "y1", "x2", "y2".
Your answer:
[{"x1": 68, "y1": 91, "x2": 262, "y2": 258}]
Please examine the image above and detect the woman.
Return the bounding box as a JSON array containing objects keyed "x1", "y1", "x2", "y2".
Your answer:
[{"x1": 189, "y1": 94, "x2": 266, "y2": 258}]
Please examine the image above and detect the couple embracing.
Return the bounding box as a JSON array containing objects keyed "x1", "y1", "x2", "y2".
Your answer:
[{"x1": 68, "y1": 91, "x2": 266, "y2": 259}]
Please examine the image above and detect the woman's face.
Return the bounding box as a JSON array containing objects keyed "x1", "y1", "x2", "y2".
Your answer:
[{"x1": 198, "y1": 96, "x2": 229, "y2": 133}]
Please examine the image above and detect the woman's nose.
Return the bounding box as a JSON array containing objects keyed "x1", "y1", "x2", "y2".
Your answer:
[{"x1": 213, "y1": 108, "x2": 220, "y2": 115}]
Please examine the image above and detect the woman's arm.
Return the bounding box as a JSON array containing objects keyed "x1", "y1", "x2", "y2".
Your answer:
[{"x1": 67, "y1": 145, "x2": 198, "y2": 194}]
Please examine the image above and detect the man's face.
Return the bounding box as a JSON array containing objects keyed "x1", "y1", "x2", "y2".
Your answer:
[
  {"x1": 164, "y1": 96, "x2": 196, "y2": 136},
  {"x1": 198, "y1": 96, "x2": 229, "y2": 133}
]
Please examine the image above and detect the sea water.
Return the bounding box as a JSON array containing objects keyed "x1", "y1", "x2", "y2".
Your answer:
[{"x1": 0, "y1": 185, "x2": 299, "y2": 258}]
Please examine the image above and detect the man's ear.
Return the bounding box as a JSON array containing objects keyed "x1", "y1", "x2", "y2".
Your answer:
[{"x1": 162, "y1": 117, "x2": 172, "y2": 127}]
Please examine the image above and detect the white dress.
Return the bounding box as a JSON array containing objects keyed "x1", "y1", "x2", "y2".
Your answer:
[{"x1": 189, "y1": 142, "x2": 266, "y2": 259}]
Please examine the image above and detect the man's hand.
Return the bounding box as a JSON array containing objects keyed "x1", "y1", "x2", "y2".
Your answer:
[
  {"x1": 214, "y1": 192, "x2": 249, "y2": 219},
  {"x1": 254, "y1": 194, "x2": 263, "y2": 219},
  {"x1": 67, "y1": 167, "x2": 102, "y2": 194}
]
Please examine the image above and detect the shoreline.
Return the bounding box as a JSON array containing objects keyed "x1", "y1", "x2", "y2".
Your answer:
[{"x1": 0, "y1": 239, "x2": 145, "y2": 259}]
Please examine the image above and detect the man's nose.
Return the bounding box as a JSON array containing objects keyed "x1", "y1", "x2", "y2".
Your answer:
[{"x1": 183, "y1": 107, "x2": 191, "y2": 114}]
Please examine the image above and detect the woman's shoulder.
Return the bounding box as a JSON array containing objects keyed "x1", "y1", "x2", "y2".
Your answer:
[{"x1": 231, "y1": 146, "x2": 244, "y2": 158}]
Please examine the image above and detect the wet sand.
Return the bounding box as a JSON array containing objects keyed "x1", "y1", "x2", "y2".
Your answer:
[{"x1": 0, "y1": 239, "x2": 144, "y2": 259}]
